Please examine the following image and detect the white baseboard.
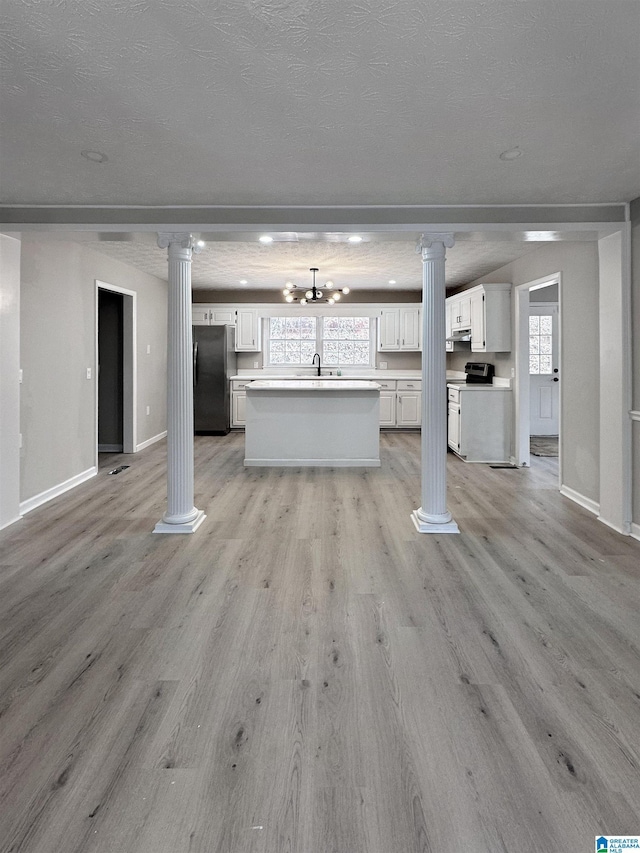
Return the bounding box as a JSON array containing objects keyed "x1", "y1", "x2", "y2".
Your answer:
[
  {"x1": 20, "y1": 466, "x2": 97, "y2": 516},
  {"x1": 597, "y1": 515, "x2": 632, "y2": 536},
  {"x1": 0, "y1": 513, "x2": 23, "y2": 531},
  {"x1": 560, "y1": 484, "x2": 599, "y2": 516},
  {"x1": 631, "y1": 522, "x2": 640, "y2": 542},
  {"x1": 136, "y1": 431, "x2": 167, "y2": 452}
]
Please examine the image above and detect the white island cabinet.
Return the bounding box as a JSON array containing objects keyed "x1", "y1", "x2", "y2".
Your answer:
[{"x1": 244, "y1": 380, "x2": 381, "y2": 466}]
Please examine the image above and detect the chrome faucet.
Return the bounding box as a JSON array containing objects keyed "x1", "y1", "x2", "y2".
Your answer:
[{"x1": 312, "y1": 352, "x2": 321, "y2": 376}]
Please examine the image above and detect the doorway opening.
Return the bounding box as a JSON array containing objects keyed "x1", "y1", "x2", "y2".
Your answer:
[
  {"x1": 95, "y1": 280, "x2": 136, "y2": 460},
  {"x1": 514, "y1": 273, "x2": 562, "y2": 487}
]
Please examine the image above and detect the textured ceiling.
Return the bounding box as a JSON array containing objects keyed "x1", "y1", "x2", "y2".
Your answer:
[
  {"x1": 81, "y1": 235, "x2": 546, "y2": 290},
  {"x1": 1, "y1": 0, "x2": 639, "y2": 207}
]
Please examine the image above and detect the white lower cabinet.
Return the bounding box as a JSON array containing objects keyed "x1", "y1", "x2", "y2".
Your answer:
[
  {"x1": 447, "y1": 386, "x2": 511, "y2": 462},
  {"x1": 231, "y1": 380, "x2": 249, "y2": 426},
  {"x1": 378, "y1": 379, "x2": 421, "y2": 427},
  {"x1": 379, "y1": 391, "x2": 396, "y2": 426}
]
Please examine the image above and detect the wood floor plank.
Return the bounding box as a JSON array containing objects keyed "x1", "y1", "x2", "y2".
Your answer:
[{"x1": 1, "y1": 431, "x2": 639, "y2": 853}]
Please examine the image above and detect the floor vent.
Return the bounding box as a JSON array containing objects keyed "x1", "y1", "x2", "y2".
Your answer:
[{"x1": 108, "y1": 465, "x2": 130, "y2": 475}]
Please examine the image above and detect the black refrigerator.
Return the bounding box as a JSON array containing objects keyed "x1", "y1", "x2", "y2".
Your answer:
[{"x1": 193, "y1": 324, "x2": 237, "y2": 435}]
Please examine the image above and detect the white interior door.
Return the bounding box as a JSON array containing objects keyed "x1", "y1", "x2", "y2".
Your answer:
[{"x1": 529, "y1": 303, "x2": 559, "y2": 435}]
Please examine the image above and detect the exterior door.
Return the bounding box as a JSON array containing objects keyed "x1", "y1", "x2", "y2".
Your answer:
[{"x1": 529, "y1": 303, "x2": 559, "y2": 435}]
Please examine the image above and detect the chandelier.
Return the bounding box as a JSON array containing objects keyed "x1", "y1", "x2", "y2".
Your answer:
[{"x1": 282, "y1": 268, "x2": 350, "y2": 305}]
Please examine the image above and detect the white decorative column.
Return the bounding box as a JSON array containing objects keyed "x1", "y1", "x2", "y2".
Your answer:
[
  {"x1": 411, "y1": 233, "x2": 459, "y2": 534},
  {"x1": 154, "y1": 233, "x2": 206, "y2": 534}
]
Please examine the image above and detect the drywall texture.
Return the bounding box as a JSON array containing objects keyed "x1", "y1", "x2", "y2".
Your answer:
[
  {"x1": 448, "y1": 241, "x2": 600, "y2": 504},
  {"x1": 20, "y1": 238, "x2": 167, "y2": 502},
  {"x1": 0, "y1": 234, "x2": 21, "y2": 529}
]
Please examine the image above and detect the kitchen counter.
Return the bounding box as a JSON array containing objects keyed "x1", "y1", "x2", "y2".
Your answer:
[
  {"x1": 245, "y1": 379, "x2": 380, "y2": 391},
  {"x1": 244, "y1": 379, "x2": 380, "y2": 467},
  {"x1": 234, "y1": 370, "x2": 421, "y2": 381}
]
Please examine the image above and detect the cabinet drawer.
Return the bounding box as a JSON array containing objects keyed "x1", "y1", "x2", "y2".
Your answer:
[
  {"x1": 376, "y1": 380, "x2": 397, "y2": 390},
  {"x1": 448, "y1": 387, "x2": 461, "y2": 403},
  {"x1": 397, "y1": 380, "x2": 421, "y2": 391},
  {"x1": 232, "y1": 380, "x2": 249, "y2": 390}
]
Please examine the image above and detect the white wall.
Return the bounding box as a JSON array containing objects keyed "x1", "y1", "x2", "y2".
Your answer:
[
  {"x1": 0, "y1": 234, "x2": 21, "y2": 529},
  {"x1": 20, "y1": 237, "x2": 167, "y2": 504},
  {"x1": 447, "y1": 241, "x2": 600, "y2": 504},
  {"x1": 631, "y1": 200, "x2": 640, "y2": 535}
]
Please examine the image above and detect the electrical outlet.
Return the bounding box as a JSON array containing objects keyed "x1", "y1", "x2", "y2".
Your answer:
[
  {"x1": 146, "y1": 406, "x2": 150, "y2": 416},
  {"x1": 18, "y1": 369, "x2": 23, "y2": 383},
  {"x1": 379, "y1": 362, "x2": 388, "y2": 370},
  {"x1": 86, "y1": 367, "x2": 92, "y2": 380},
  {"x1": 147, "y1": 344, "x2": 151, "y2": 354},
  {"x1": 253, "y1": 361, "x2": 259, "y2": 369}
]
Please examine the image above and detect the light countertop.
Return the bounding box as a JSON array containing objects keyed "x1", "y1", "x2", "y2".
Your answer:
[
  {"x1": 245, "y1": 379, "x2": 381, "y2": 392},
  {"x1": 234, "y1": 370, "x2": 422, "y2": 381}
]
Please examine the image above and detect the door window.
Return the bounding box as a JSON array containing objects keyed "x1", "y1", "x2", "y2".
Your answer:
[{"x1": 529, "y1": 314, "x2": 553, "y2": 374}]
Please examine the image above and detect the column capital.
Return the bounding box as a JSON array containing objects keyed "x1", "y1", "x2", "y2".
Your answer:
[
  {"x1": 416, "y1": 232, "x2": 455, "y2": 260},
  {"x1": 157, "y1": 232, "x2": 203, "y2": 254}
]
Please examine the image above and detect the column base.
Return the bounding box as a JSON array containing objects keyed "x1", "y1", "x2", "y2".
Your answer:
[
  {"x1": 153, "y1": 509, "x2": 206, "y2": 534},
  {"x1": 411, "y1": 509, "x2": 459, "y2": 534}
]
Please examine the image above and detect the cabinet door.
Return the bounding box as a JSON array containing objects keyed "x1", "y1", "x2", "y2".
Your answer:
[
  {"x1": 235, "y1": 310, "x2": 260, "y2": 351},
  {"x1": 470, "y1": 290, "x2": 486, "y2": 351},
  {"x1": 231, "y1": 391, "x2": 246, "y2": 426},
  {"x1": 379, "y1": 391, "x2": 396, "y2": 426},
  {"x1": 400, "y1": 308, "x2": 421, "y2": 350},
  {"x1": 447, "y1": 402, "x2": 460, "y2": 451},
  {"x1": 459, "y1": 296, "x2": 471, "y2": 328},
  {"x1": 192, "y1": 305, "x2": 211, "y2": 325},
  {"x1": 446, "y1": 301, "x2": 454, "y2": 351},
  {"x1": 378, "y1": 310, "x2": 400, "y2": 351},
  {"x1": 397, "y1": 391, "x2": 421, "y2": 426},
  {"x1": 211, "y1": 309, "x2": 235, "y2": 325}
]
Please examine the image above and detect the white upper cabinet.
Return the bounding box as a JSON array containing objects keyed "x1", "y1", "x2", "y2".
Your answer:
[
  {"x1": 469, "y1": 284, "x2": 511, "y2": 352},
  {"x1": 446, "y1": 284, "x2": 511, "y2": 352},
  {"x1": 378, "y1": 306, "x2": 421, "y2": 351},
  {"x1": 235, "y1": 308, "x2": 261, "y2": 351},
  {"x1": 449, "y1": 294, "x2": 471, "y2": 330},
  {"x1": 191, "y1": 304, "x2": 236, "y2": 326}
]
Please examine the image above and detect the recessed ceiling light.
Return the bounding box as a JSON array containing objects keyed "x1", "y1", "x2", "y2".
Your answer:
[
  {"x1": 259, "y1": 235, "x2": 273, "y2": 244},
  {"x1": 81, "y1": 149, "x2": 108, "y2": 163},
  {"x1": 388, "y1": 279, "x2": 396, "y2": 285},
  {"x1": 348, "y1": 235, "x2": 362, "y2": 243},
  {"x1": 240, "y1": 279, "x2": 248, "y2": 284},
  {"x1": 499, "y1": 147, "x2": 522, "y2": 161}
]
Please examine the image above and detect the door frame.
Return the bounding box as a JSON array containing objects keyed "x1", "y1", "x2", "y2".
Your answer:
[
  {"x1": 514, "y1": 272, "x2": 562, "y2": 485},
  {"x1": 95, "y1": 280, "x2": 137, "y2": 460}
]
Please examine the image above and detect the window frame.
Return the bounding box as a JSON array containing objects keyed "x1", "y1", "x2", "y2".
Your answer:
[{"x1": 264, "y1": 313, "x2": 376, "y2": 369}]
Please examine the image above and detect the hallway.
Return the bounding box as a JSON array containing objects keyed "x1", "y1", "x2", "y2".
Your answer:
[{"x1": 1, "y1": 434, "x2": 639, "y2": 852}]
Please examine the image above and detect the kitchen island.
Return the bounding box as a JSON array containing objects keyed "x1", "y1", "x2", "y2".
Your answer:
[{"x1": 244, "y1": 379, "x2": 381, "y2": 466}]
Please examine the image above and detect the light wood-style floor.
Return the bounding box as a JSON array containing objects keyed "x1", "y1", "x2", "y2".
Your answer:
[{"x1": 1, "y1": 432, "x2": 639, "y2": 853}]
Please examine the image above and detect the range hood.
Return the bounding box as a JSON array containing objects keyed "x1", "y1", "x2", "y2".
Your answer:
[{"x1": 446, "y1": 329, "x2": 472, "y2": 342}]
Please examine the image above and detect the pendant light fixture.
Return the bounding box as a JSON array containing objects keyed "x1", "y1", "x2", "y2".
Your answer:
[{"x1": 282, "y1": 268, "x2": 350, "y2": 305}]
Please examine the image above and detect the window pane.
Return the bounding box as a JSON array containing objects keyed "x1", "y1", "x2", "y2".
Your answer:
[
  {"x1": 340, "y1": 341, "x2": 355, "y2": 363},
  {"x1": 299, "y1": 317, "x2": 316, "y2": 339},
  {"x1": 529, "y1": 355, "x2": 540, "y2": 374},
  {"x1": 529, "y1": 316, "x2": 539, "y2": 334},
  {"x1": 284, "y1": 317, "x2": 300, "y2": 338},
  {"x1": 324, "y1": 341, "x2": 339, "y2": 364},
  {"x1": 352, "y1": 342, "x2": 370, "y2": 363},
  {"x1": 539, "y1": 315, "x2": 553, "y2": 335},
  {"x1": 539, "y1": 355, "x2": 552, "y2": 374},
  {"x1": 529, "y1": 335, "x2": 540, "y2": 354},
  {"x1": 285, "y1": 341, "x2": 300, "y2": 361},
  {"x1": 539, "y1": 335, "x2": 552, "y2": 354},
  {"x1": 352, "y1": 318, "x2": 370, "y2": 339},
  {"x1": 323, "y1": 317, "x2": 341, "y2": 339},
  {"x1": 270, "y1": 340, "x2": 285, "y2": 363},
  {"x1": 300, "y1": 341, "x2": 316, "y2": 362},
  {"x1": 270, "y1": 317, "x2": 286, "y2": 338}
]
